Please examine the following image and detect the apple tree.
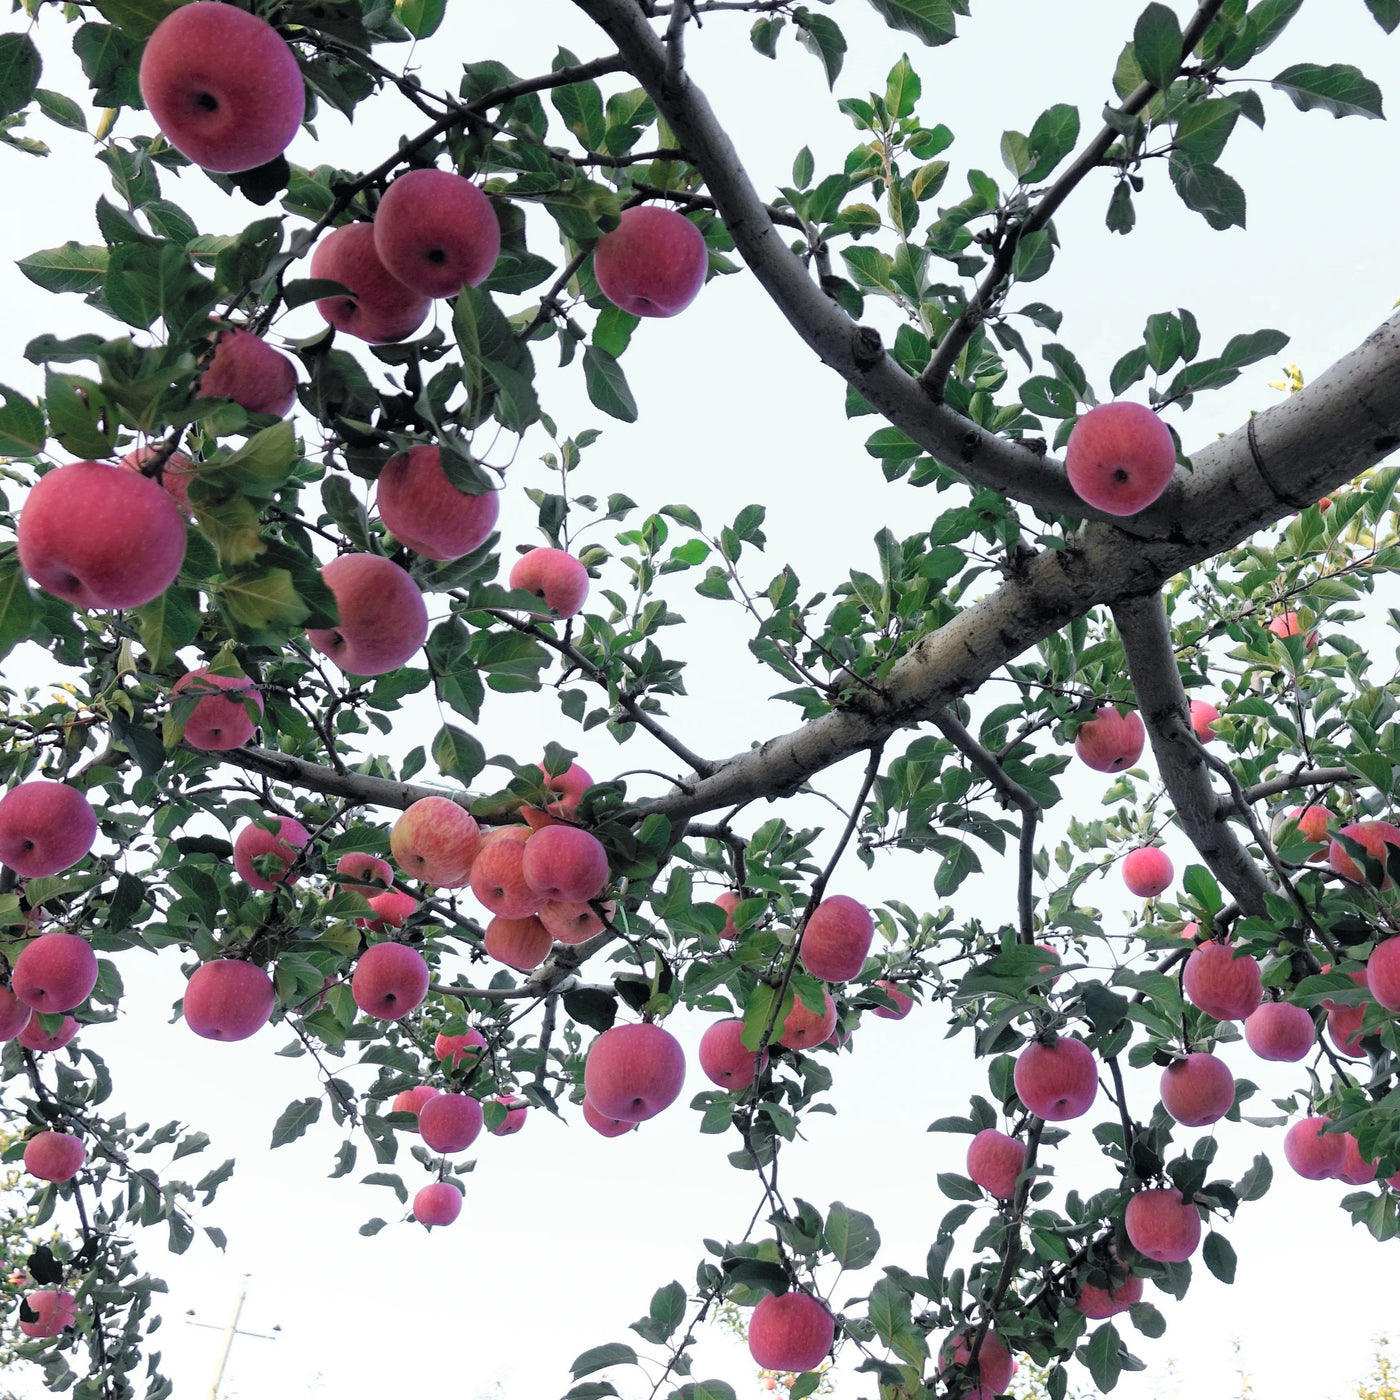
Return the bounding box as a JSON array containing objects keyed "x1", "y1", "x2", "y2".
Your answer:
[{"x1": 0, "y1": 0, "x2": 1399, "y2": 1396}]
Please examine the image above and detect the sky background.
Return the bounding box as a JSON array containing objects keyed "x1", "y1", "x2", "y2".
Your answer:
[{"x1": 2, "y1": 1, "x2": 1400, "y2": 1397}]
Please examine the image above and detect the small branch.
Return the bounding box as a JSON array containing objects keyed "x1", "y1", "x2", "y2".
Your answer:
[
  {"x1": 217, "y1": 745, "x2": 455, "y2": 811},
  {"x1": 1237, "y1": 767, "x2": 1352, "y2": 808}
]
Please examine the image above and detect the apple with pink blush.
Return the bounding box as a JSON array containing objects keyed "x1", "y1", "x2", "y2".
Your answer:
[
  {"x1": 698, "y1": 1018, "x2": 768, "y2": 1089},
  {"x1": 1158, "y1": 1052, "x2": 1234, "y2": 1127},
  {"x1": 413, "y1": 1181, "x2": 462, "y2": 1226},
  {"x1": 1182, "y1": 940, "x2": 1262, "y2": 1021},
  {"x1": 17, "y1": 1014, "x2": 78, "y2": 1053},
  {"x1": 197, "y1": 328, "x2": 297, "y2": 416},
  {"x1": 583, "y1": 1098, "x2": 636, "y2": 1137},
  {"x1": 520, "y1": 760, "x2": 593, "y2": 829},
  {"x1": 311, "y1": 222, "x2": 430, "y2": 344},
  {"x1": 0, "y1": 987, "x2": 32, "y2": 1041},
  {"x1": 12, "y1": 933, "x2": 98, "y2": 1013},
  {"x1": 1124, "y1": 1188, "x2": 1200, "y2": 1262},
  {"x1": 357, "y1": 890, "x2": 417, "y2": 933},
  {"x1": 799, "y1": 895, "x2": 873, "y2": 982},
  {"x1": 484, "y1": 914, "x2": 553, "y2": 970},
  {"x1": 1074, "y1": 706, "x2": 1145, "y2": 773},
  {"x1": 747, "y1": 1292, "x2": 835, "y2": 1374},
  {"x1": 182, "y1": 959, "x2": 275, "y2": 1041},
  {"x1": 522, "y1": 825, "x2": 610, "y2": 903},
  {"x1": 23, "y1": 1131, "x2": 85, "y2": 1183},
  {"x1": 351, "y1": 942, "x2": 429, "y2": 1020},
  {"x1": 391, "y1": 1085, "x2": 438, "y2": 1127},
  {"x1": 538, "y1": 898, "x2": 612, "y2": 944},
  {"x1": 120, "y1": 446, "x2": 195, "y2": 519},
  {"x1": 418, "y1": 1093, "x2": 484, "y2": 1153},
  {"x1": 308, "y1": 553, "x2": 429, "y2": 676},
  {"x1": 18, "y1": 1289, "x2": 78, "y2": 1338},
  {"x1": 171, "y1": 668, "x2": 262, "y2": 751},
  {"x1": 334, "y1": 853, "x2": 393, "y2": 898},
  {"x1": 233, "y1": 816, "x2": 309, "y2": 892},
  {"x1": 593, "y1": 206, "x2": 708, "y2": 318},
  {"x1": 373, "y1": 169, "x2": 500, "y2": 296},
  {"x1": 1188, "y1": 698, "x2": 1220, "y2": 742},
  {"x1": 470, "y1": 832, "x2": 541, "y2": 918},
  {"x1": 434, "y1": 1028, "x2": 486, "y2": 1069},
  {"x1": 584, "y1": 1023, "x2": 685, "y2": 1122},
  {"x1": 490, "y1": 1095, "x2": 529, "y2": 1136},
  {"x1": 1329, "y1": 820, "x2": 1400, "y2": 887},
  {"x1": 965, "y1": 1128, "x2": 1027, "y2": 1199},
  {"x1": 509, "y1": 548, "x2": 590, "y2": 618},
  {"x1": 375, "y1": 445, "x2": 500, "y2": 562},
  {"x1": 939, "y1": 1329, "x2": 1014, "y2": 1395},
  {"x1": 390, "y1": 796, "x2": 480, "y2": 889},
  {"x1": 1013, "y1": 1036, "x2": 1097, "y2": 1121},
  {"x1": 1064, "y1": 401, "x2": 1176, "y2": 516},
  {"x1": 870, "y1": 979, "x2": 913, "y2": 1020},
  {"x1": 1243, "y1": 1002, "x2": 1314, "y2": 1061},
  {"x1": 0, "y1": 782, "x2": 97, "y2": 879},
  {"x1": 778, "y1": 988, "x2": 836, "y2": 1050},
  {"x1": 1284, "y1": 1116, "x2": 1346, "y2": 1179},
  {"x1": 1121, "y1": 846, "x2": 1172, "y2": 898}
]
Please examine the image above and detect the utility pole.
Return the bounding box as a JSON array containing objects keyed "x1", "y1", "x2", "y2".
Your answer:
[{"x1": 185, "y1": 1280, "x2": 278, "y2": 1400}]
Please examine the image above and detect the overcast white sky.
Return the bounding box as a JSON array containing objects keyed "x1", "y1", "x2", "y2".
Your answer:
[{"x1": 2, "y1": 2, "x2": 1400, "y2": 1398}]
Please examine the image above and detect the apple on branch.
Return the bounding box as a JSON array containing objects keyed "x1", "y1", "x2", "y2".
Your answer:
[
  {"x1": 593, "y1": 206, "x2": 709, "y2": 318},
  {"x1": 373, "y1": 169, "x2": 501, "y2": 297}
]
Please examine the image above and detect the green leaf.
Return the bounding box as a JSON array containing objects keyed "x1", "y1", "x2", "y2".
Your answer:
[
  {"x1": 1084, "y1": 1321, "x2": 1122, "y2": 1392},
  {"x1": 1173, "y1": 97, "x2": 1240, "y2": 164},
  {"x1": 1024, "y1": 103, "x2": 1080, "y2": 182},
  {"x1": 1235, "y1": 1152, "x2": 1272, "y2": 1202},
  {"x1": 884, "y1": 53, "x2": 920, "y2": 119},
  {"x1": 1020, "y1": 376, "x2": 1077, "y2": 418},
  {"x1": 1168, "y1": 156, "x2": 1246, "y2": 230},
  {"x1": 0, "y1": 34, "x2": 41, "y2": 119},
  {"x1": 395, "y1": 0, "x2": 446, "y2": 38},
  {"x1": 863, "y1": 0, "x2": 956, "y2": 48},
  {"x1": 1366, "y1": 0, "x2": 1400, "y2": 34},
  {"x1": 794, "y1": 10, "x2": 846, "y2": 88},
  {"x1": 0, "y1": 385, "x2": 44, "y2": 456},
  {"x1": 823, "y1": 1199, "x2": 880, "y2": 1268},
  {"x1": 570, "y1": 1343, "x2": 639, "y2": 1379},
  {"x1": 582, "y1": 345, "x2": 637, "y2": 423},
  {"x1": 1202, "y1": 1232, "x2": 1236, "y2": 1283},
  {"x1": 432, "y1": 723, "x2": 486, "y2": 785},
  {"x1": 0, "y1": 554, "x2": 37, "y2": 662},
  {"x1": 1134, "y1": 3, "x2": 1184, "y2": 89},
  {"x1": 220, "y1": 566, "x2": 310, "y2": 635},
  {"x1": 18, "y1": 241, "x2": 108, "y2": 294},
  {"x1": 1272, "y1": 63, "x2": 1384, "y2": 119},
  {"x1": 270, "y1": 1097, "x2": 322, "y2": 1148}
]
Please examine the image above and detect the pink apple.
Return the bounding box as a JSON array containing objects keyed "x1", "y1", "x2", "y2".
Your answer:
[
  {"x1": 19, "y1": 460, "x2": 186, "y2": 610},
  {"x1": 521, "y1": 825, "x2": 609, "y2": 903},
  {"x1": 583, "y1": 1023, "x2": 685, "y2": 1122},
  {"x1": 1368, "y1": 938, "x2": 1400, "y2": 1010},
  {"x1": 1013, "y1": 1037, "x2": 1098, "y2": 1121},
  {"x1": 484, "y1": 914, "x2": 553, "y2": 971},
  {"x1": 120, "y1": 445, "x2": 195, "y2": 519},
  {"x1": 1159, "y1": 1052, "x2": 1234, "y2": 1127},
  {"x1": 469, "y1": 834, "x2": 541, "y2": 918},
  {"x1": 335, "y1": 853, "x2": 394, "y2": 898},
  {"x1": 1183, "y1": 940, "x2": 1262, "y2": 1021},
  {"x1": 171, "y1": 667, "x2": 262, "y2": 751},
  {"x1": 871, "y1": 979, "x2": 913, "y2": 1020},
  {"x1": 1065, "y1": 401, "x2": 1175, "y2": 516},
  {"x1": 390, "y1": 796, "x2": 481, "y2": 888},
  {"x1": 583, "y1": 1098, "x2": 636, "y2": 1137},
  {"x1": 520, "y1": 760, "x2": 594, "y2": 829},
  {"x1": 1074, "y1": 1258, "x2": 1143, "y2": 1319},
  {"x1": 0, "y1": 987, "x2": 32, "y2": 1042},
  {"x1": 23, "y1": 1131, "x2": 85, "y2": 1183},
  {"x1": 538, "y1": 898, "x2": 612, "y2": 944},
  {"x1": 593, "y1": 206, "x2": 708, "y2": 318},
  {"x1": 355, "y1": 890, "x2": 417, "y2": 933},
  {"x1": 307, "y1": 553, "x2": 429, "y2": 676},
  {"x1": 373, "y1": 169, "x2": 501, "y2": 297},
  {"x1": 434, "y1": 1028, "x2": 487, "y2": 1069},
  {"x1": 748, "y1": 1292, "x2": 835, "y2": 1374},
  {"x1": 778, "y1": 988, "x2": 837, "y2": 1050},
  {"x1": 1189, "y1": 699, "x2": 1220, "y2": 742},
  {"x1": 1122, "y1": 846, "x2": 1173, "y2": 898},
  {"x1": 1271, "y1": 803, "x2": 1332, "y2": 861},
  {"x1": 17, "y1": 1015, "x2": 78, "y2": 1053},
  {"x1": 375, "y1": 445, "x2": 500, "y2": 562},
  {"x1": 197, "y1": 328, "x2": 297, "y2": 416},
  {"x1": 1335, "y1": 1133, "x2": 1379, "y2": 1186},
  {"x1": 939, "y1": 1329, "x2": 1014, "y2": 1394},
  {"x1": 351, "y1": 942, "x2": 429, "y2": 1020},
  {"x1": 418, "y1": 1093, "x2": 484, "y2": 1153},
  {"x1": 489, "y1": 1094, "x2": 529, "y2": 1136},
  {"x1": 390, "y1": 1084, "x2": 439, "y2": 1126},
  {"x1": 1328, "y1": 1003, "x2": 1369, "y2": 1060},
  {"x1": 1074, "y1": 706, "x2": 1145, "y2": 773},
  {"x1": 799, "y1": 895, "x2": 873, "y2": 983},
  {"x1": 1268, "y1": 611, "x2": 1317, "y2": 647},
  {"x1": 509, "y1": 548, "x2": 589, "y2": 618},
  {"x1": 1124, "y1": 1188, "x2": 1200, "y2": 1262},
  {"x1": 139, "y1": 2, "x2": 303, "y2": 172},
  {"x1": 712, "y1": 890, "x2": 742, "y2": 940},
  {"x1": 1284, "y1": 1115, "x2": 1346, "y2": 1179},
  {"x1": 698, "y1": 1018, "x2": 768, "y2": 1089},
  {"x1": 18, "y1": 1289, "x2": 77, "y2": 1338},
  {"x1": 1243, "y1": 1002, "x2": 1314, "y2": 1061},
  {"x1": 966, "y1": 1128, "x2": 1027, "y2": 1200},
  {"x1": 413, "y1": 1181, "x2": 462, "y2": 1226},
  {"x1": 12, "y1": 933, "x2": 98, "y2": 1013},
  {"x1": 183, "y1": 959, "x2": 275, "y2": 1041},
  {"x1": 1329, "y1": 820, "x2": 1400, "y2": 887},
  {"x1": 0, "y1": 782, "x2": 97, "y2": 879},
  {"x1": 233, "y1": 816, "x2": 309, "y2": 892},
  {"x1": 311, "y1": 222, "x2": 430, "y2": 344}
]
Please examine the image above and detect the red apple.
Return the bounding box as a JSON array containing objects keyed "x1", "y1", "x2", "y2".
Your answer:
[
  {"x1": 413, "y1": 1181, "x2": 462, "y2": 1226},
  {"x1": 1188, "y1": 699, "x2": 1220, "y2": 743},
  {"x1": 1367, "y1": 937, "x2": 1400, "y2": 1010},
  {"x1": 0, "y1": 782, "x2": 97, "y2": 879},
  {"x1": 351, "y1": 942, "x2": 429, "y2": 1020},
  {"x1": 1122, "y1": 846, "x2": 1173, "y2": 898},
  {"x1": 1329, "y1": 820, "x2": 1400, "y2": 887},
  {"x1": 1159, "y1": 1052, "x2": 1234, "y2": 1127},
  {"x1": 197, "y1": 328, "x2": 297, "y2": 416},
  {"x1": 1013, "y1": 1037, "x2": 1098, "y2": 1121},
  {"x1": 538, "y1": 898, "x2": 612, "y2": 945},
  {"x1": 19, "y1": 460, "x2": 186, "y2": 610},
  {"x1": 356, "y1": 890, "x2": 417, "y2": 934},
  {"x1": 418, "y1": 1092, "x2": 484, "y2": 1153},
  {"x1": 183, "y1": 959, "x2": 275, "y2": 1041},
  {"x1": 373, "y1": 169, "x2": 501, "y2": 297},
  {"x1": 0, "y1": 987, "x2": 32, "y2": 1042},
  {"x1": 390, "y1": 796, "x2": 481, "y2": 889},
  {"x1": 509, "y1": 548, "x2": 589, "y2": 618},
  {"x1": 390, "y1": 1084, "x2": 438, "y2": 1127},
  {"x1": 583, "y1": 1098, "x2": 636, "y2": 1137},
  {"x1": 748, "y1": 1292, "x2": 835, "y2": 1374},
  {"x1": 593, "y1": 206, "x2": 708, "y2": 318},
  {"x1": 233, "y1": 816, "x2": 309, "y2": 892},
  {"x1": 522, "y1": 825, "x2": 609, "y2": 903},
  {"x1": 1074, "y1": 706, "x2": 1145, "y2": 773},
  {"x1": 311, "y1": 222, "x2": 431, "y2": 344},
  {"x1": 307, "y1": 553, "x2": 429, "y2": 676},
  {"x1": 1268, "y1": 611, "x2": 1317, "y2": 648},
  {"x1": 334, "y1": 853, "x2": 393, "y2": 898},
  {"x1": 698, "y1": 1018, "x2": 768, "y2": 1089},
  {"x1": 1284, "y1": 1115, "x2": 1346, "y2": 1179},
  {"x1": 484, "y1": 914, "x2": 554, "y2": 971},
  {"x1": 120, "y1": 445, "x2": 195, "y2": 519},
  {"x1": 1124, "y1": 1188, "x2": 1200, "y2": 1262},
  {"x1": 23, "y1": 1131, "x2": 85, "y2": 1183},
  {"x1": 11, "y1": 933, "x2": 98, "y2": 1013},
  {"x1": 1328, "y1": 1003, "x2": 1369, "y2": 1060},
  {"x1": 520, "y1": 760, "x2": 594, "y2": 829},
  {"x1": 778, "y1": 988, "x2": 837, "y2": 1050},
  {"x1": 18, "y1": 1289, "x2": 77, "y2": 1338},
  {"x1": 939, "y1": 1329, "x2": 1014, "y2": 1394},
  {"x1": 470, "y1": 833, "x2": 541, "y2": 918},
  {"x1": 1182, "y1": 940, "x2": 1262, "y2": 1021},
  {"x1": 799, "y1": 895, "x2": 873, "y2": 983},
  {"x1": 965, "y1": 1128, "x2": 1027, "y2": 1200},
  {"x1": 1064, "y1": 402, "x2": 1175, "y2": 516},
  {"x1": 583, "y1": 1023, "x2": 685, "y2": 1122},
  {"x1": 138, "y1": 2, "x2": 304, "y2": 173},
  {"x1": 489, "y1": 1094, "x2": 529, "y2": 1136},
  {"x1": 375, "y1": 445, "x2": 500, "y2": 562},
  {"x1": 871, "y1": 979, "x2": 914, "y2": 1020},
  {"x1": 1335, "y1": 1133, "x2": 1379, "y2": 1186},
  {"x1": 171, "y1": 667, "x2": 262, "y2": 751},
  {"x1": 1074, "y1": 1259, "x2": 1143, "y2": 1319},
  {"x1": 16, "y1": 1015, "x2": 78, "y2": 1053},
  {"x1": 434, "y1": 1028, "x2": 486, "y2": 1069},
  {"x1": 1243, "y1": 1002, "x2": 1314, "y2": 1061},
  {"x1": 712, "y1": 890, "x2": 742, "y2": 941}
]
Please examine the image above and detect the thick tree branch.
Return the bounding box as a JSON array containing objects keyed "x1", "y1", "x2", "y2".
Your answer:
[
  {"x1": 1236, "y1": 767, "x2": 1352, "y2": 809},
  {"x1": 218, "y1": 745, "x2": 454, "y2": 811},
  {"x1": 1112, "y1": 590, "x2": 1272, "y2": 915}
]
